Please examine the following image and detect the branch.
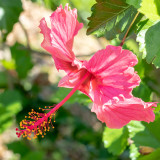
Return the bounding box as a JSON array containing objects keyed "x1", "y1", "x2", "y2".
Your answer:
[
  {"x1": 19, "y1": 21, "x2": 31, "y2": 49},
  {"x1": 21, "y1": 46, "x2": 94, "y2": 58}
]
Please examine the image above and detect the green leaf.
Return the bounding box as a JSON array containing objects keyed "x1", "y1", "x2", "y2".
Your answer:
[
  {"x1": 127, "y1": 121, "x2": 160, "y2": 160},
  {"x1": 139, "y1": 0, "x2": 160, "y2": 21},
  {"x1": 126, "y1": 0, "x2": 142, "y2": 9},
  {"x1": 103, "y1": 127, "x2": 129, "y2": 155},
  {"x1": 136, "y1": 19, "x2": 152, "y2": 57},
  {"x1": 132, "y1": 82, "x2": 152, "y2": 102},
  {"x1": 87, "y1": 0, "x2": 142, "y2": 40},
  {"x1": 87, "y1": 0, "x2": 129, "y2": 34},
  {"x1": 0, "y1": 0, "x2": 23, "y2": 39},
  {"x1": 10, "y1": 43, "x2": 33, "y2": 79},
  {"x1": 0, "y1": 90, "x2": 22, "y2": 133},
  {"x1": 145, "y1": 22, "x2": 160, "y2": 68},
  {"x1": 132, "y1": 118, "x2": 160, "y2": 149},
  {"x1": 138, "y1": 148, "x2": 160, "y2": 160},
  {"x1": 50, "y1": 88, "x2": 92, "y2": 105},
  {"x1": 127, "y1": 121, "x2": 145, "y2": 138},
  {"x1": 136, "y1": 20, "x2": 160, "y2": 68},
  {"x1": 0, "y1": 59, "x2": 15, "y2": 70}
]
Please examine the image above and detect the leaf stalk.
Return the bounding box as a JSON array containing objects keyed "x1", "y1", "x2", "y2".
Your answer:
[{"x1": 120, "y1": 11, "x2": 140, "y2": 46}]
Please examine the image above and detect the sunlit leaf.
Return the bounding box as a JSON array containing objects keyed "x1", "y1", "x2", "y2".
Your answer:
[
  {"x1": 126, "y1": 0, "x2": 142, "y2": 9},
  {"x1": 0, "y1": 59, "x2": 15, "y2": 70},
  {"x1": 136, "y1": 20, "x2": 160, "y2": 68},
  {"x1": 103, "y1": 127, "x2": 129, "y2": 155},
  {"x1": 127, "y1": 121, "x2": 145, "y2": 138},
  {"x1": 139, "y1": 0, "x2": 160, "y2": 21},
  {"x1": 130, "y1": 143, "x2": 140, "y2": 160}
]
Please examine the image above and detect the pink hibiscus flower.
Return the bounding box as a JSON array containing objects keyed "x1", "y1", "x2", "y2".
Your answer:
[
  {"x1": 39, "y1": 4, "x2": 140, "y2": 105},
  {"x1": 16, "y1": 4, "x2": 157, "y2": 139}
]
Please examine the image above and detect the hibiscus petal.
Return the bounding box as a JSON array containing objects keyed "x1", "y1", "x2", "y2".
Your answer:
[
  {"x1": 85, "y1": 45, "x2": 138, "y2": 75},
  {"x1": 84, "y1": 45, "x2": 140, "y2": 104},
  {"x1": 39, "y1": 4, "x2": 83, "y2": 72},
  {"x1": 92, "y1": 98, "x2": 157, "y2": 129}
]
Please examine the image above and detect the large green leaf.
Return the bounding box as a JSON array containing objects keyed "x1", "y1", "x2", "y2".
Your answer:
[
  {"x1": 10, "y1": 43, "x2": 33, "y2": 79},
  {"x1": 0, "y1": 90, "x2": 22, "y2": 133},
  {"x1": 87, "y1": 0, "x2": 129, "y2": 34},
  {"x1": 139, "y1": 0, "x2": 160, "y2": 21},
  {"x1": 136, "y1": 20, "x2": 160, "y2": 68},
  {"x1": 103, "y1": 127, "x2": 129, "y2": 155},
  {"x1": 138, "y1": 148, "x2": 160, "y2": 160},
  {"x1": 145, "y1": 22, "x2": 160, "y2": 68},
  {"x1": 87, "y1": 0, "x2": 142, "y2": 40},
  {"x1": 0, "y1": 0, "x2": 23, "y2": 39}
]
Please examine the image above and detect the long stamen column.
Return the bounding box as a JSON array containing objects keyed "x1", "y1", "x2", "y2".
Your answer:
[{"x1": 16, "y1": 71, "x2": 90, "y2": 139}]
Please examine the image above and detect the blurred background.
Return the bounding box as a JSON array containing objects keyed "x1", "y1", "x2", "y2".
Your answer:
[{"x1": 0, "y1": 0, "x2": 160, "y2": 160}]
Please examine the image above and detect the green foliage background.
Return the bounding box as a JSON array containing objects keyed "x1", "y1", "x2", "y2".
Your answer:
[{"x1": 0, "y1": 0, "x2": 160, "y2": 159}]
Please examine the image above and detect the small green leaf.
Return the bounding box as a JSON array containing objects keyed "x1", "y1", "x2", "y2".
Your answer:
[
  {"x1": 10, "y1": 43, "x2": 33, "y2": 79},
  {"x1": 103, "y1": 127, "x2": 129, "y2": 155},
  {"x1": 0, "y1": 0, "x2": 23, "y2": 39},
  {"x1": 139, "y1": 0, "x2": 160, "y2": 21},
  {"x1": 138, "y1": 148, "x2": 160, "y2": 160},
  {"x1": 126, "y1": 0, "x2": 142, "y2": 9}
]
